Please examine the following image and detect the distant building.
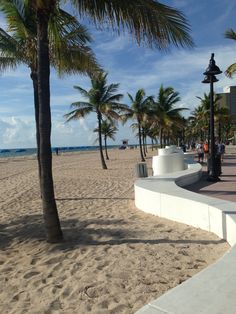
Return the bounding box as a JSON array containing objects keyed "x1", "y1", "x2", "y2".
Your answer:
[{"x1": 217, "y1": 86, "x2": 236, "y2": 121}]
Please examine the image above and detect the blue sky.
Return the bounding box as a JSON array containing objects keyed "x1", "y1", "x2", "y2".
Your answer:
[{"x1": 0, "y1": 0, "x2": 236, "y2": 148}]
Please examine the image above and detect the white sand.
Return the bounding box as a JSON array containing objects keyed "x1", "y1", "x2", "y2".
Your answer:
[{"x1": 0, "y1": 149, "x2": 229, "y2": 313}]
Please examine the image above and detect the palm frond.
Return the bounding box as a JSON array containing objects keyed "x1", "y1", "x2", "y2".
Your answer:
[
  {"x1": 0, "y1": 56, "x2": 21, "y2": 71},
  {"x1": 225, "y1": 29, "x2": 236, "y2": 41},
  {"x1": 64, "y1": 106, "x2": 93, "y2": 121},
  {"x1": 73, "y1": 85, "x2": 90, "y2": 98},
  {"x1": 225, "y1": 63, "x2": 236, "y2": 78},
  {"x1": 70, "y1": 101, "x2": 92, "y2": 109},
  {"x1": 71, "y1": 0, "x2": 194, "y2": 49}
]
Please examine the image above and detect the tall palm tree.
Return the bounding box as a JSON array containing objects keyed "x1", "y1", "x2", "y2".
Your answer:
[
  {"x1": 94, "y1": 120, "x2": 118, "y2": 160},
  {"x1": 123, "y1": 89, "x2": 153, "y2": 162},
  {"x1": 194, "y1": 92, "x2": 221, "y2": 142},
  {"x1": 0, "y1": 1, "x2": 99, "y2": 169},
  {"x1": 8, "y1": 0, "x2": 193, "y2": 243},
  {"x1": 0, "y1": 0, "x2": 99, "y2": 242},
  {"x1": 65, "y1": 72, "x2": 126, "y2": 169},
  {"x1": 225, "y1": 29, "x2": 236, "y2": 77},
  {"x1": 151, "y1": 85, "x2": 185, "y2": 147}
]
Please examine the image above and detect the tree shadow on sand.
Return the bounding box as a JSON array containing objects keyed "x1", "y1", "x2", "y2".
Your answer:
[{"x1": 0, "y1": 214, "x2": 225, "y2": 252}]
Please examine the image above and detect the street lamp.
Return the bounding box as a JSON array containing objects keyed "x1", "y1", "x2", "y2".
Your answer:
[{"x1": 202, "y1": 53, "x2": 222, "y2": 181}]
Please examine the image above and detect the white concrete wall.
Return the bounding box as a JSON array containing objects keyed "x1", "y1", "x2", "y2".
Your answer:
[{"x1": 134, "y1": 160, "x2": 236, "y2": 314}]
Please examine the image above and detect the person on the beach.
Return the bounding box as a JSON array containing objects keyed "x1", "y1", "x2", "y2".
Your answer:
[
  {"x1": 196, "y1": 141, "x2": 204, "y2": 163},
  {"x1": 180, "y1": 142, "x2": 186, "y2": 152},
  {"x1": 191, "y1": 142, "x2": 196, "y2": 150},
  {"x1": 203, "y1": 141, "x2": 209, "y2": 162},
  {"x1": 218, "y1": 142, "x2": 225, "y2": 162}
]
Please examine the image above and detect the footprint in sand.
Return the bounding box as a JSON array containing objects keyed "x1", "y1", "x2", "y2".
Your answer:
[
  {"x1": 97, "y1": 261, "x2": 109, "y2": 271},
  {"x1": 11, "y1": 291, "x2": 26, "y2": 302},
  {"x1": 23, "y1": 271, "x2": 40, "y2": 279},
  {"x1": 1, "y1": 267, "x2": 13, "y2": 272},
  {"x1": 30, "y1": 257, "x2": 40, "y2": 265},
  {"x1": 196, "y1": 258, "x2": 206, "y2": 263},
  {"x1": 178, "y1": 250, "x2": 189, "y2": 256},
  {"x1": 44, "y1": 256, "x2": 62, "y2": 265},
  {"x1": 175, "y1": 266, "x2": 182, "y2": 270}
]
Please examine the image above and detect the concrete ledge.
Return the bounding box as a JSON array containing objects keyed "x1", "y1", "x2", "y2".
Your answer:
[{"x1": 135, "y1": 160, "x2": 236, "y2": 314}]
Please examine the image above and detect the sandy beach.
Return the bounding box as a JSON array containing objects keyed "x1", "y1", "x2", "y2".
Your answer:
[{"x1": 0, "y1": 149, "x2": 229, "y2": 314}]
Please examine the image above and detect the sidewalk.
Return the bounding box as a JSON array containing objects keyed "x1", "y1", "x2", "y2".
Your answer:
[{"x1": 186, "y1": 154, "x2": 236, "y2": 203}]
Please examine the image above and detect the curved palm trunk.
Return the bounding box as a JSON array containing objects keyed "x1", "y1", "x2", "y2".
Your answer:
[
  {"x1": 97, "y1": 112, "x2": 107, "y2": 169},
  {"x1": 31, "y1": 70, "x2": 41, "y2": 194},
  {"x1": 138, "y1": 121, "x2": 145, "y2": 162},
  {"x1": 104, "y1": 135, "x2": 109, "y2": 160},
  {"x1": 37, "y1": 10, "x2": 63, "y2": 243}
]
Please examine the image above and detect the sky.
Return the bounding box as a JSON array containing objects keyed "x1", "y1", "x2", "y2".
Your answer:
[{"x1": 1, "y1": 0, "x2": 236, "y2": 149}]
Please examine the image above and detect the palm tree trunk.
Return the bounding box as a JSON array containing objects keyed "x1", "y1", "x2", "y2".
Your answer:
[
  {"x1": 145, "y1": 136, "x2": 148, "y2": 153},
  {"x1": 104, "y1": 135, "x2": 109, "y2": 160},
  {"x1": 218, "y1": 119, "x2": 221, "y2": 142},
  {"x1": 164, "y1": 134, "x2": 166, "y2": 146},
  {"x1": 37, "y1": 9, "x2": 63, "y2": 243},
  {"x1": 160, "y1": 128, "x2": 163, "y2": 148},
  {"x1": 138, "y1": 121, "x2": 145, "y2": 162},
  {"x1": 31, "y1": 70, "x2": 41, "y2": 195},
  {"x1": 208, "y1": 121, "x2": 210, "y2": 146},
  {"x1": 97, "y1": 111, "x2": 107, "y2": 169},
  {"x1": 142, "y1": 128, "x2": 146, "y2": 157}
]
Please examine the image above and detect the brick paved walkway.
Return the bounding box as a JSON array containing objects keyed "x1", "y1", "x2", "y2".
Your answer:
[{"x1": 186, "y1": 154, "x2": 236, "y2": 203}]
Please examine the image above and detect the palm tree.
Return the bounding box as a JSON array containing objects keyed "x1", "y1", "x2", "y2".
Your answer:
[
  {"x1": 123, "y1": 89, "x2": 153, "y2": 162},
  {"x1": 65, "y1": 72, "x2": 126, "y2": 169},
  {"x1": 0, "y1": 0, "x2": 99, "y2": 242},
  {"x1": 0, "y1": 1, "x2": 99, "y2": 170},
  {"x1": 5, "y1": 0, "x2": 193, "y2": 242},
  {"x1": 94, "y1": 120, "x2": 118, "y2": 160},
  {"x1": 225, "y1": 29, "x2": 236, "y2": 77},
  {"x1": 194, "y1": 93, "x2": 221, "y2": 142},
  {"x1": 151, "y1": 85, "x2": 185, "y2": 147}
]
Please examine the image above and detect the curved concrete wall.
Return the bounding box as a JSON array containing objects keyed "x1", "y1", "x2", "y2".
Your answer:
[{"x1": 135, "y1": 161, "x2": 236, "y2": 314}]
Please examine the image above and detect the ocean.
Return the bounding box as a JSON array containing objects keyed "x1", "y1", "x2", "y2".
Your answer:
[{"x1": 0, "y1": 146, "x2": 118, "y2": 158}]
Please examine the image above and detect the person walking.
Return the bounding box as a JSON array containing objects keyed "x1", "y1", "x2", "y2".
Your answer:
[
  {"x1": 219, "y1": 142, "x2": 225, "y2": 162},
  {"x1": 196, "y1": 141, "x2": 204, "y2": 163},
  {"x1": 203, "y1": 141, "x2": 209, "y2": 163}
]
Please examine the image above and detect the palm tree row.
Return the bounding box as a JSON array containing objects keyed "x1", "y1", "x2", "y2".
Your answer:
[
  {"x1": 0, "y1": 0, "x2": 194, "y2": 242},
  {"x1": 65, "y1": 78, "x2": 187, "y2": 165},
  {"x1": 185, "y1": 93, "x2": 231, "y2": 146}
]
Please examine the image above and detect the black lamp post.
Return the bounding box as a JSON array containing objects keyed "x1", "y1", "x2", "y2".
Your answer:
[{"x1": 202, "y1": 53, "x2": 222, "y2": 181}]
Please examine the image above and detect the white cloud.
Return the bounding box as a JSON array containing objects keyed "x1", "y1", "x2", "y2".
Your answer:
[
  {"x1": 0, "y1": 117, "x2": 36, "y2": 148},
  {"x1": 95, "y1": 35, "x2": 132, "y2": 53}
]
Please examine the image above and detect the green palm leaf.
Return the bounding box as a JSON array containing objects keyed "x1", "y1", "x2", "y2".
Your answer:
[
  {"x1": 225, "y1": 29, "x2": 236, "y2": 78},
  {"x1": 71, "y1": 0, "x2": 194, "y2": 49}
]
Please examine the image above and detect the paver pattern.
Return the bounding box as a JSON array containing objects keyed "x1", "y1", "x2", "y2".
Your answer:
[{"x1": 186, "y1": 154, "x2": 236, "y2": 203}]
